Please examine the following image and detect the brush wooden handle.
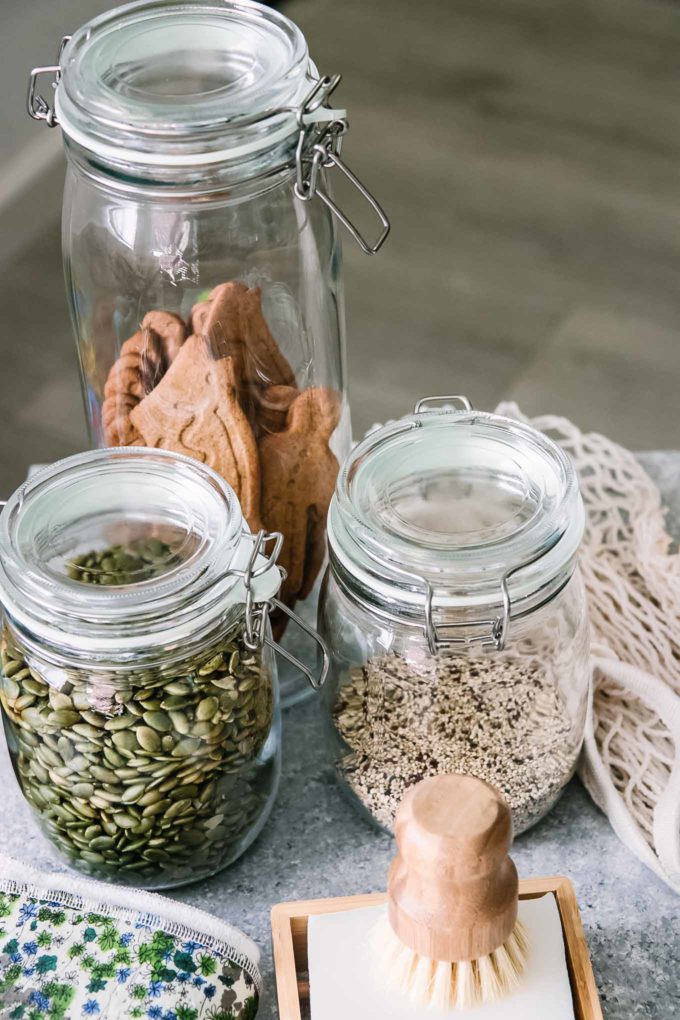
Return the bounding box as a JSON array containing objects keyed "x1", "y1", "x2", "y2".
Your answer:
[{"x1": 387, "y1": 773, "x2": 518, "y2": 963}]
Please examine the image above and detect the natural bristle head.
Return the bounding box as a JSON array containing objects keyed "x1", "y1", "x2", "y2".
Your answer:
[{"x1": 373, "y1": 915, "x2": 529, "y2": 1011}]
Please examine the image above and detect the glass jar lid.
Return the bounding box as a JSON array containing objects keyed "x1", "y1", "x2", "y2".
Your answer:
[
  {"x1": 55, "y1": 0, "x2": 314, "y2": 166},
  {"x1": 327, "y1": 398, "x2": 585, "y2": 647},
  {"x1": 0, "y1": 448, "x2": 280, "y2": 656}
]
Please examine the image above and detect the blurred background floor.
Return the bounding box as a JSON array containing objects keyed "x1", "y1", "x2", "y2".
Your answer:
[{"x1": 2, "y1": 0, "x2": 680, "y2": 493}]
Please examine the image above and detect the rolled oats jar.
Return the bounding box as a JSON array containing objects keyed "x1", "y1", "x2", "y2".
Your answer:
[
  {"x1": 319, "y1": 397, "x2": 590, "y2": 835},
  {"x1": 27, "y1": 0, "x2": 388, "y2": 705},
  {"x1": 0, "y1": 448, "x2": 327, "y2": 889}
]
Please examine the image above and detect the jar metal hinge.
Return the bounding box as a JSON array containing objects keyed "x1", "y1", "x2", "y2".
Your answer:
[
  {"x1": 27, "y1": 37, "x2": 70, "y2": 127},
  {"x1": 293, "y1": 75, "x2": 391, "y2": 255},
  {"x1": 367, "y1": 540, "x2": 562, "y2": 655},
  {"x1": 236, "y1": 529, "x2": 330, "y2": 689}
]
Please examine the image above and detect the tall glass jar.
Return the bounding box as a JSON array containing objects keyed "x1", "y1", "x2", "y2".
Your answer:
[
  {"x1": 319, "y1": 397, "x2": 590, "y2": 835},
  {"x1": 27, "y1": 0, "x2": 388, "y2": 705},
  {"x1": 0, "y1": 448, "x2": 327, "y2": 889}
]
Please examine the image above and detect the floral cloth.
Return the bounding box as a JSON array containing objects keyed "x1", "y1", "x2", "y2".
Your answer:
[{"x1": 0, "y1": 858, "x2": 260, "y2": 1020}]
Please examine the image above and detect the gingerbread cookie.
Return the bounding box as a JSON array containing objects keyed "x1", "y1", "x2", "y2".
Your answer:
[
  {"x1": 101, "y1": 312, "x2": 186, "y2": 446},
  {"x1": 254, "y1": 384, "x2": 298, "y2": 435},
  {"x1": 142, "y1": 310, "x2": 186, "y2": 363},
  {"x1": 129, "y1": 334, "x2": 262, "y2": 527},
  {"x1": 189, "y1": 282, "x2": 296, "y2": 393},
  {"x1": 259, "y1": 387, "x2": 341, "y2": 608}
]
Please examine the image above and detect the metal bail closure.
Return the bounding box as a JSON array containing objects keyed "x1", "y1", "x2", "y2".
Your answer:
[
  {"x1": 27, "y1": 37, "x2": 70, "y2": 128},
  {"x1": 356, "y1": 511, "x2": 562, "y2": 653},
  {"x1": 414, "y1": 394, "x2": 474, "y2": 414},
  {"x1": 236, "y1": 530, "x2": 329, "y2": 690},
  {"x1": 294, "y1": 75, "x2": 391, "y2": 255},
  {"x1": 422, "y1": 536, "x2": 564, "y2": 653}
]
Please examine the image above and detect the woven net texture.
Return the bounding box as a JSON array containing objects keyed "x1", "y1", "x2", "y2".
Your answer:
[{"x1": 497, "y1": 403, "x2": 680, "y2": 892}]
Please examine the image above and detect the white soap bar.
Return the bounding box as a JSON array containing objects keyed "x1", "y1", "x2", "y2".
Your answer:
[{"x1": 308, "y1": 896, "x2": 575, "y2": 1020}]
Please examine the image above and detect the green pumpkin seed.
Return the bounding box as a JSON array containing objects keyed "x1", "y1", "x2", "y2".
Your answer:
[
  {"x1": 71, "y1": 800, "x2": 98, "y2": 820},
  {"x1": 96, "y1": 789, "x2": 124, "y2": 804},
  {"x1": 196, "y1": 697, "x2": 218, "y2": 722},
  {"x1": 80, "y1": 710, "x2": 106, "y2": 728},
  {"x1": 89, "y1": 835, "x2": 115, "y2": 851},
  {"x1": 111, "y1": 730, "x2": 139, "y2": 751},
  {"x1": 80, "y1": 850, "x2": 105, "y2": 864},
  {"x1": 113, "y1": 813, "x2": 137, "y2": 829},
  {"x1": 198, "y1": 655, "x2": 224, "y2": 676},
  {"x1": 72, "y1": 723, "x2": 103, "y2": 741},
  {"x1": 104, "y1": 714, "x2": 136, "y2": 731},
  {"x1": 168, "y1": 710, "x2": 189, "y2": 735},
  {"x1": 165, "y1": 799, "x2": 192, "y2": 820},
  {"x1": 131, "y1": 817, "x2": 153, "y2": 836},
  {"x1": 57, "y1": 736, "x2": 75, "y2": 761},
  {"x1": 160, "y1": 694, "x2": 195, "y2": 710},
  {"x1": 71, "y1": 690, "x2": 93, "y2": 711},
  {"x1": 121, "y1": 783, "x2": 147, "y2": 804},
  {"x1": 143, "y1": 848, "x2": 171, "y2": 862},
  {"x1": 31, "y1": 762, "x2": 50, "y2": 784},
  {"x1": 137, "y1": 788, "x2": 162, "y2": 807},
  {"x1": 51, "y1": 710, "x2": 81, "y2": 727},
  {"x1": 103, "y1": 746, "x2": 125, "y2": 767},
  {"x1": 172, "y1": 737, "x2": 201, "y2": 758},
  {"x1": 142, "y1": 710, "x2": 172, "y2": 732},
  {"x1": 122, "y1": 837, "x2": 149, "y2": 854},
  {"x1": 21, "y1": 706, "x2": 46, "y2": 727},
  {"x1": 136, "y1": 726, "x2": 161, "y2": 753},
  {"x1": 49, "y1": 691, "x2": 74, "y2": 711},
  {"x1": 164, "y1": 681, "x2": 191, "y2": 696},
  {"x1": 14, "y1": 693, "x2": 37, "y2": 711},
  {"x1": 72, "y1": 783, "x2": 95, "y2": 799},
  {"x1": 2, "y1": 677, "x2": 21, "y2": 701}
]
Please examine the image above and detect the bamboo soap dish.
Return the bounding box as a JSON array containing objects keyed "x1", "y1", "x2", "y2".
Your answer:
[{"x1": 271, "y1": 876, "x2": 603, "y2": 1020}]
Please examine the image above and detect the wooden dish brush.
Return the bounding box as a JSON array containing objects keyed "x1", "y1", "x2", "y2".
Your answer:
[{"x1": 372, "y1": 772, "x2": 529, "y2": 1010}]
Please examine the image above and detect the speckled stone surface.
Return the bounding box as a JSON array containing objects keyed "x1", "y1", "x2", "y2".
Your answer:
[{"x1": 2, "y1": 454, "x2": 679, "y2": 1019}]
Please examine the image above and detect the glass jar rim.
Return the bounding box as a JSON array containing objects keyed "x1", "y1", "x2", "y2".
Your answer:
[
  {"x1": 55, "y1": 0, "x2": 314, "y2": 168},
  {"x1": 327, "y1": 405, "x2": 585, "y2": 620},
  {"x1": 0, "y1": 448, "x2": 280, "y2": 655}
]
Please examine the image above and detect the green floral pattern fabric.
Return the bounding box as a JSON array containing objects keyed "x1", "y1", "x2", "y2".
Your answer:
[{"x1": 0, "y1": 887, "x2": 259, "y2": 1020}]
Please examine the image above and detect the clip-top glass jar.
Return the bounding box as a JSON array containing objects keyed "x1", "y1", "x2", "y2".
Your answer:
[
  {"x1": 27, "y1": 0, "x2": 389, "y2": 706},
  {"x1": 319, "y1": 396, "x2": 590, "y2": 835},
  {"x1": 0, "y1": 448, "x2": 327, "y2": 889}
]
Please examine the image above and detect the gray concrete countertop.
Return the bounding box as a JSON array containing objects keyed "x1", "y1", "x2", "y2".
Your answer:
[{"x1": 2, "y1": 453, "x2": 680, "y2": 1019}]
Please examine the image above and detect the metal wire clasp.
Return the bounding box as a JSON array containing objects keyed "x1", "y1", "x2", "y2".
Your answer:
[
  {"x1": 27, "y1": 37, "x2": 70, "y2": 128},
  {"x1": 294, "y1": 76, "x2": 390, "y2": 255},
  {"x1": 414, "y1": 395, "x2": 473, "y2": 414},
  {"x1": 235, "y1": 530, "x2": 329, "y2": 690}
]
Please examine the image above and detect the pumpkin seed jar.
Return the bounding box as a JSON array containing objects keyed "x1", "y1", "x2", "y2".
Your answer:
[{"x1": 0, "y1": 449, "x2": 327, "y2": 888}]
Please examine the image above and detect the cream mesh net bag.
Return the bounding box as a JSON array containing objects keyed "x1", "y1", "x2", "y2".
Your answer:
[{"x1": 497, "y1": 403, "x2": 680, "y2": 893}]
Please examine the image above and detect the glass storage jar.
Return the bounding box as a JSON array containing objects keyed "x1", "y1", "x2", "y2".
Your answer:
[
  {"x1": 319, "y1": 396, "x2": 590, "y2": 835},
  {"x1": 0, "y1": 448, "x2": 327, "y2": 889},
  {"x1": 27, "y1": 0, "x2": 388, "y2": 706}
]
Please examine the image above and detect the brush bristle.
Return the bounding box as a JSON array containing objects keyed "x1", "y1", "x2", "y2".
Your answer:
[{"x1": 372, "y1": 914, "x2": 529, "y2": 1010}]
